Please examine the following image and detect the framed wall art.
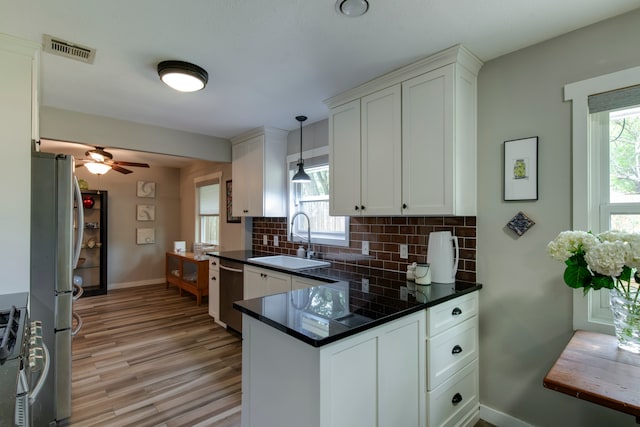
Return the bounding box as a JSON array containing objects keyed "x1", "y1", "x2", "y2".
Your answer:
[
  {"x1": 504, "y1": 137, "x2": 538, "y2": 201},
  {"x1": 137, "y1": 181, "x2": 156, "y2": 198},
  {"x1": 226, "y1": 180, "x2": 241, "y2": 223},
  {"x1": 136, "y1": 204, "x2": 155, "y2": 221},
  {"x1": 136, "y1": 227, "x2": 155, "y2": 244}
]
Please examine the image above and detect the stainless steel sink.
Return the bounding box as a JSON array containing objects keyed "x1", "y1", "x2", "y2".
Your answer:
[{"x1": 247, "y1": 255, "x2": 330, "y2": 271}]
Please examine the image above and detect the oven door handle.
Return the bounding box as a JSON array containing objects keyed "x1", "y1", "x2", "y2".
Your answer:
[
  {"x1": 29, "y1": 341, "x2": 50, "y2": 405},
  {"x1": 72, "y1": 311, "x2": 83, "y2": 336},
  {"x1": 220, "y1": 264, "x2": 244, "y2": 273}
]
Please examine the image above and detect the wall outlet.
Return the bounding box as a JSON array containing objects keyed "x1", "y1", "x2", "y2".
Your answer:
[
  {"x1": 263, "y1": 235, "x2": 268, "y2": 246},
  {"x1": 273, "y1": 235, "x2": 279, "y2": 247},
  {"x1": 361, "y1": 278, "x2": 369, "y2": 293},
  {"x1": 400, "y1": 286, "x2": 408, "y2": 301},
  {"x1": 362, "y1": 240, "x2": 369, "y2": 256},
  {"x1": 400, "y1": 244, "x2": 408, "y2": 259}
]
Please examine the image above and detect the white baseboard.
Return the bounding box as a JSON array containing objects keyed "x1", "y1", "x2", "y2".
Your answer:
[
  {"x1": 480, "y1": 404, "x2": 534, "y2": 427},
  {"x1": 108, "y1": 278, "x2": 166, "y2": 290}
]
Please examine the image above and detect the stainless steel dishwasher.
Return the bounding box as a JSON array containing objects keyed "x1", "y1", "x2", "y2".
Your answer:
[{"x1": 219, "y1": 258, "x2": 244, "y2": 333}]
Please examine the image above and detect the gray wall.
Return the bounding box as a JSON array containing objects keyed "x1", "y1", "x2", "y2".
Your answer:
[
  {"x1": 41, "y1": 106, "x2": 231, "y2": 162},
  {"x1": 477, "y1": 9, "x2": 640, "y2": 427}
]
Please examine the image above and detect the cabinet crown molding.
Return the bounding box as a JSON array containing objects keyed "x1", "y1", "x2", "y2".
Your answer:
[
  {"x1": 324, "y1": 44, "x2": 483, "y2": 109},
  {"x1": 0, "y1": 33, "x2": 40, "y2": 56},
  {"x1": 230, "y1": 126, "x2": 288, "y2": 145}
]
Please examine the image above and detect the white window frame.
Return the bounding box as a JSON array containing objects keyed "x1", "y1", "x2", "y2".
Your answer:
[
  {"x1": 565, "y1": 65, "x2": 640, "y2": 334},
  {"x1": 287, "y1": 146, "x2": 349, "y2": 247},
  {"x1": 194, "y1": 172, "x2": 222, "y2": 247}
]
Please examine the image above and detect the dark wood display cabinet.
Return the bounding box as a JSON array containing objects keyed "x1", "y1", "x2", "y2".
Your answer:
[{"x1": 74, "y1": 190, "x2": 108, "y2": 297}]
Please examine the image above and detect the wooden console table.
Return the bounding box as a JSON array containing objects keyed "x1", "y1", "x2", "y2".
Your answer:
[
  {"x1": 165, "y1": 251, "x2": 209, "y2": 305},
  {"x1": 543, "y1": 330, "x2": 640, "y2": 422}
]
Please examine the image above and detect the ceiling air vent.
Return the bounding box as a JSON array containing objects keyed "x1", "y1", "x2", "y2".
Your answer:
[{"x1": 43, "y1": 34, "x2": 96, "y2": 64}]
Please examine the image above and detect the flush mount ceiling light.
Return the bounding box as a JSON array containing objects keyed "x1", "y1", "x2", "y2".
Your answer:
[
  {"x1": 84, "y1": 162, "x2": 112, "y2": 175},
  {"x1": 292, "y1": 115, "x2": 311, "y2": 183},
  {"x1": 157, "y1": 60, "x2": 208, "y2": 92},
  {"x1": 335, "y1": 0, "x2": 369, "y2": 17}
]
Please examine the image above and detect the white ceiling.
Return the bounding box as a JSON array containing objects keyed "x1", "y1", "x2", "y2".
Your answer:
[{"x1": 3, "y1": 1, "x2": 639, "y2": 145}]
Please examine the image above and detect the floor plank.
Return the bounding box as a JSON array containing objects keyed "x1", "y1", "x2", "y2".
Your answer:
[
  {"x1": 70, "y1": 285, "x2": 242, "y2": 427},
  {"x1": 71, "y1": 284, "x2": 494, "y2": 427}
]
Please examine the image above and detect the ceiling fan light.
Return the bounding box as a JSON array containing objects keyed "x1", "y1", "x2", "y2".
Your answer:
[
  {"x1": 157, "y1": 60, "x2": 208, "y2": 92},
  {"x1": 84, "y1": 162, "x2": 112, "y2": 175},
  {"x1": 336, "y1": 0, "x2": 369, "y2": 17}
]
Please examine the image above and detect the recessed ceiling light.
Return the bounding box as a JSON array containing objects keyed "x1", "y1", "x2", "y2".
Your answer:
[
  {"x1": 157, "y1": 60, "x2": 208, "y2": 92},
  {"x1": 336, "y1": 0, "x2": 369, "y2": 17}
]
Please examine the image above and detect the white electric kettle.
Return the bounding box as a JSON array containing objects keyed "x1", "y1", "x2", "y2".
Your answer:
[{"x1": 427, "y1": 231, "x2": 459, "y2": 283}]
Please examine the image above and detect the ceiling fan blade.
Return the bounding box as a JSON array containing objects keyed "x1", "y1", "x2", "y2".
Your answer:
[
  {"x1": 112, "y1": 161, "x2": 150, "y2": 168},
  {"x1": 111, "y1": 164, "x2": 133, "y2": 174}
]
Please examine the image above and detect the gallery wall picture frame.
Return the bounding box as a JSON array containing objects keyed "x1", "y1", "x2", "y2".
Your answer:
[
  {"x1": 137, "y1": 181, "x2": 156, "y2": 198},
  {"x1": 504, "y1": 136, "x2": 538, "y2": 201},
  {"x1": 136, "y1": 227, "x2": 155, "y2": 244},
  {"x1": 136, "y1": 204, "x2": 155, "y2": 221},
  {"x1": 226, "y1": 180, "x2": 241, "y2": 223}
]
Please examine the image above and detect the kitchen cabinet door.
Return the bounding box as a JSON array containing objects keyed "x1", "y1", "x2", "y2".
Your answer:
[
  {"x1": 208, "y1": 257, "x2": 220, "y2": 321},
  {"x1": 244, "y1": 265, "x2": 291, "y2": 299},
  {"x1": 402, "y1": 65, "x2": 454, "y2": 215},
  {"x1": 361, "y1": 84, "x2": 402, "y2": 216},
  {"x1": 231, "y1": 127, "x2": 287, "y2": 217},
  {"x1": 329, "y1": 99, "x2": 362, "y2": 216},
  {"x1": 378, "y1": 313, "x2": 425, "y2": 427}
]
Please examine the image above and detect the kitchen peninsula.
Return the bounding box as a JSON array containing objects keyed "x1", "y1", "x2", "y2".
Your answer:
[{"x1": 212, "y1": 251, "x2": 482, "y2": 427}]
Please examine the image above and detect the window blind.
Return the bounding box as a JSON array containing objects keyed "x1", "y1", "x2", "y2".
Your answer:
[
  {"x1": 588, "y1": 84, "x2": 640, "y2": 113},
  {"x1": 198, "y1": 182, "x2": 219, "y2": 215}
]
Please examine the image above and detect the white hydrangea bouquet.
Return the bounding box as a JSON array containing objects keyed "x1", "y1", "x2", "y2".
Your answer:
[
  {"x1": 547, "y1": 230, "x2": 640, "y2": 296},
  {"x1": 548, "y1": 230, "x2": 640, "y2": 351}
]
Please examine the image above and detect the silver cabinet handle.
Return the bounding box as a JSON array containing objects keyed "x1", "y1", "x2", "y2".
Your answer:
[
  {"x1": 72, "y1": 283, "x2": 84, "y2": 301},
  {"x1": 72, "y1": 176, "x2": 84, "y2": 268}
]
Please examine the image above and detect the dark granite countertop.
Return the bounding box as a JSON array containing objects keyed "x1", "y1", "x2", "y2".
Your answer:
[{"x1": 210, "y1": 250, "x2": 482, "y2": 347}]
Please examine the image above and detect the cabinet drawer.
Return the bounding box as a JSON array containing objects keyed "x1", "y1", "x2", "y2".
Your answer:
[
  {"x1": 427, "y1": 317, "x2": 477, "y2": 390},
  {"x1": 427, "y1": 359, "x2": 478, "y2": 427},
  {"x1": 209, "y1": 257, "x2": 219, "y2": 271},
  {"x1": 427, "y1": 292, "x2": 477, "y2": 337}
]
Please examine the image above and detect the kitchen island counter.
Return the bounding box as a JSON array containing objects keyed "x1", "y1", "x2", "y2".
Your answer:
[{"x1": 211, "y1": 250, "x2": 481, "y2": 347}]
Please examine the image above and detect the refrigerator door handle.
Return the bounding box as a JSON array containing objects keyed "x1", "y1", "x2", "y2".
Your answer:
[
  {"x1": 71, "y1": 311, "x2": 83, "y2": 336},
  {"x1": 72, "y1": 283, "x2": 84, "y2": 301},
  {"x1": 72, "y1": 175, "x2": 84, "y2": 269}
]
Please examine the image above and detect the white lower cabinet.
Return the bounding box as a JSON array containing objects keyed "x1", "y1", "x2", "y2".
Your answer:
[
  {"x1": 426, "y1": 292, "x2": 479, "y2": 427},
  {"x1": 291, "y1": 275, "x2": 330, "y2": 290},
  {"x1": 241, "y1": 310, "x2": 426, "y2": 427},
  {"x1": 244, "y1": 265, "x2": 292, "y2": 299},
  {"x1": 208, "y1": 257, "x2": 221, "y2": 325}
]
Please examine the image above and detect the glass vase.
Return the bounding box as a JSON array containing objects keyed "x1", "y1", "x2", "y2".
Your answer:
[{"x1": 610, "y1": 287, "x2": 640, "y2": 353}]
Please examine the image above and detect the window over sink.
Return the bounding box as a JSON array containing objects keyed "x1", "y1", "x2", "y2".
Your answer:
[{"x1": 288, "y1": 147, "x2": 349, "y2": 247}]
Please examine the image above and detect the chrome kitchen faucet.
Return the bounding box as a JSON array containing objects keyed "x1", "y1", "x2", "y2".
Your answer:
[{"x1": 290, "y1": 211, "x2": 314, "y2": 259}]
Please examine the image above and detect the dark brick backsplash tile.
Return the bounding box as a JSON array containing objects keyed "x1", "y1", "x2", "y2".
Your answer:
[{"x1": 252, "y1": 215, "x2": 476, "y2": 281}]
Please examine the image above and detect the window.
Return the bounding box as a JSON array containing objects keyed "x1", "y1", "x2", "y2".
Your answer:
[
  {"x1": 288, "y1": 147, "x2": 349, "y2": 247},
  {"x1": 565, "y1": 67, "x2": 640, "y2": 333},
  {"x1": 195, "y1": 174, "x2": 221, "y2": 245}
]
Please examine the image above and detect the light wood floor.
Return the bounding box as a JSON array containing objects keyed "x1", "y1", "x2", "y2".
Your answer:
[
  {"x1": 71, "y1": 285, "x2": 242, "y2": 427},
  {"x1": 71, "y1": 285, "x2": 496, "y2": 427}
]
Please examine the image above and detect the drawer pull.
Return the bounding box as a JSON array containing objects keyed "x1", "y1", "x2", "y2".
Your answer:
[
  {"x1": 451, "y1": 307, "x2": 462, "y2": 316},
  {"x1": 211, "y1": 277, "x2": 217, "y2": 280},
  {"x1": 452, "y1": 393, "x2": 463, "y2": 405},
  {"x1": 452, "y1": 345, "x2": 463, "y2": 355}
]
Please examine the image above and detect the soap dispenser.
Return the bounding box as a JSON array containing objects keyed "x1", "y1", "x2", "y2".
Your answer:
[{"x1": 297, "y1": 246, "x2": 306, "y2": 258}]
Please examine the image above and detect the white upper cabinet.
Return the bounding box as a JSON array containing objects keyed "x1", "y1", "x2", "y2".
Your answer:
[
  {"x1": 231, "y1": 127, "x2": 288, "y2": 217},
  {"x1": 326, "y1": 45, "x2": 482, "y2": 216},
  {"x1": 329, "y1": 99, "x2": 361, "y2": 216},
  {"x1": 361, "y1": 85, "x2": 402, "y2": 216}
]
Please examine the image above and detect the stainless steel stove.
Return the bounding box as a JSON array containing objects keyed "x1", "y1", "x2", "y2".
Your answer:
[{"x1": 0, "y1": 293, "x2": 48, "y2": 427}]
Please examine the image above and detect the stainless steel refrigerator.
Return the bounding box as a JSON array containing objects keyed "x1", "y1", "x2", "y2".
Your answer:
[{"x1": 30, "y1": 152, "x2": 84, "y2": 426}]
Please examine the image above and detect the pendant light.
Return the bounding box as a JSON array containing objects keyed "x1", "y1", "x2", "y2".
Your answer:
[{"x1": 292, "y1": 115, "x2": 311, "y2": 183}]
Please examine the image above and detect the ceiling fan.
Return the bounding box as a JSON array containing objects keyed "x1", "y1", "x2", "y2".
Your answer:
[{"x1": 79, "y1": 146, "x2": 150, "y2": 174}]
